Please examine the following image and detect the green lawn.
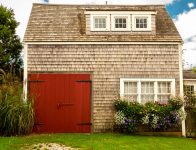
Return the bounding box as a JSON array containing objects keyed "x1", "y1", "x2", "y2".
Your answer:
[{"x1": 0, "y1": 133, "x2": 195, "y2": 150}]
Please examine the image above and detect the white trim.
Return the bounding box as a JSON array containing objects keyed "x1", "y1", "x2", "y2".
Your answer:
[
  {"x1": 179, "y1": 44, "x2": 186, "y2": 137},
  {"x1": 24, "y1": 42, "x2": 182, "y2": 45},
  {"x1": 90, "y1": 15, "x2": 110, "y2": 31},
  {"x1": 154, "y1": 81, "x2": 158, "y2": 101},
  {"x1": 120, "y1": 78, "x2": 176, "y2": 102},
  {"x1": 132, "y1": 14, "x2": 151, "y2": 31},
  {"x1": 183, "y1": 79, "x2": 196, "y2": 81},
  {"x1": 85, "y1": 11, "x2": 157, "y2": 15},
  {"x1": 138, "y1": 81, "x2": 141, "y2": 103},
  {"x1": 111, "y1": 14, "x2": 131, "y2": 31},
  {"x1": 23, "y1": 44, "x2": 28, "y2": 101}
]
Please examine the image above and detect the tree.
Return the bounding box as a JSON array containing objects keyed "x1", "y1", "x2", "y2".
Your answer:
[
  {"x1": 192, "y1": 67, "x2": 196, "y2": 73},
  {"x1": 0, "y1": 5, "x2": 22, "y2": 75}
]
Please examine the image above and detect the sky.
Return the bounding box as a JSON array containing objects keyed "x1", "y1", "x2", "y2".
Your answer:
[{"x1": 0, "y1": 0, "x2": 196, "y2": 68}]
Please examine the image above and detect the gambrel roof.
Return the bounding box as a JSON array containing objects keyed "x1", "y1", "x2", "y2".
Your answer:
[{"x1": 24, "y1": 3, "x2": 182, "y2": 42}]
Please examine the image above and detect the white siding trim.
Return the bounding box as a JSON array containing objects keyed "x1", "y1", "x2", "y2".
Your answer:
[
  {"x1": 85, "y1": 11, "x2": 157, "y2": 15},
  {"x1": 24, "y1": 42, "x2": 182, "y2": 45},
  {"x1": 138, "y1": 81, "x2": 141, "y2": 103},
  {"x1": 183, "y1": 79, "x2": 196, "y2": 81},
  {"x1": 179, "y1": 44, "x2": 186, "y2": 137},
  {"x1": 23, "y1": 44, "x2": 28, "y2": 101}
]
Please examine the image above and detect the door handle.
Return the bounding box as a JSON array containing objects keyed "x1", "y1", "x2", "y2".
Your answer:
[{"x1": 57, "y1": 103, "x2": 74, "y2": 109}]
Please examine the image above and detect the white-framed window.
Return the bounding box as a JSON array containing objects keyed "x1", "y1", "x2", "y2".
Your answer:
[
  {"x1": 111, "y1": 15, "x2": 131, "y2": 31},
  {"x1": 91, "y1": 15, "x2": 110, "y2": 31},
  {"x1": 120, "y1": 79, "x2": 175, "y2": 104},
  {"x1": 132, "y1": 15, "x2": 151, "y2": 31},
  {"x1": 184, "y1": 85, "x2": 195, "y2": 95}
]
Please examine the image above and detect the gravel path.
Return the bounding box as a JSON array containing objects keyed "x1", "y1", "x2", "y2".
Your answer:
[{"x1": 26, "y1": 143, "x2": 80, "y2": 150}]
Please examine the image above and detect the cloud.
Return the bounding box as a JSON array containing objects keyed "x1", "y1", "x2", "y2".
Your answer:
[
  {"x1": 174, "y1": 8, "x2": 196, "y2": 67},
  {"x1": 188, "y1": 2, "x2": 194, "y2": 8}
]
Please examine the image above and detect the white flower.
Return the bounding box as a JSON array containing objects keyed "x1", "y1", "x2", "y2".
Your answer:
[
  {"x1": 114, "y1": 111, "x2": 125, "y2": 125},
  {"x1": 142, "y1": 114, "x2": 149, "y2": 124},
  {"x1": 151, "y1": 115, "x2": 159, "y2": 129},
  {"x1": 177, "y1": 108, "x2": 187, "y2": 121}
]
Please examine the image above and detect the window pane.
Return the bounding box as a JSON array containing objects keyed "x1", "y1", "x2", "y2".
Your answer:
[
  {"x1": 124, "y1": 95, "x2": 137, "y2": 102},
  {"x1": 157, "y1": 95, "x2": 170, "y2": 104},
  {"x1": 141, "y1": 95, "x2": 154, "y2": 104},
  {"x1": 135, "y1": 18, "x2": 148, "y2": 29},
  {"x1": 123, "y1": 24, "x2": 126, "y2": 28},
  {"x1": 94, "y1": 18, "x2": 106, "y2": 29},
  {"x1": 184, "y1": 85, "x2": 194, "y2": 94},
  {"x1": 124, "y1": 82, "x2": 137, "y2": 94},
  {"x1": 136, "y1": 19, "x2": 139, "y2": 23},
  {"x1": 141, "y1": 82, "x2": 154, "y2": 93},
  {"x1": 158, "y1": 82, "x2": 171, "y2": 94},
  {"x1": 115, "y1": 18, "x2": 127, "y2": 28}
]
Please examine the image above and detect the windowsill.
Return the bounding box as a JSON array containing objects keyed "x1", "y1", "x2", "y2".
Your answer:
[{"x1": 132, "y1": 29, "x2": 152, "y2": 32}]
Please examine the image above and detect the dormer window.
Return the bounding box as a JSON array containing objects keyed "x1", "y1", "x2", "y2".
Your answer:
[
  {"x1": 136, "y1": 18, "x2": 147, "y2": 28},
  {"x1": 111, "y1": 15, "x2": 131, "y2": 31},
  {"x1": 86, "y1": 11, "x2": 155, "y2": 32},
  {"x1": 91, "y1": 15, "x2": 110, "y2": 31},
  {"x1": 115, "y1": 18, "x2": 127, "y2": 28},
  {"x1": 94, "y1": 17, "x2": 106, "y2": 28},
  {"x1": 132, "y1": 15, "x2": 151, "y2": 31}
]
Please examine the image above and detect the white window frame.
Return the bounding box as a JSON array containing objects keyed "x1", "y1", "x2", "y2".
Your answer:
[
  {"x1": 91, "y1": 15, "x2": 110, "y2": 31},
  {"x1": 120, "y1": 78, "x2": 175, "y2": 103},
  {"x1": 111, "y1": 15, "x2": 131, "y2": 31},
  {"x1": 132, "y1": 15, "x2": 152, "y2": 31}
]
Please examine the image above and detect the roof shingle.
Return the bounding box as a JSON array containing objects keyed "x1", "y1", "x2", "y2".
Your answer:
[{"x1": 23, "y1": 3, "x2": 182, "y2": 42}]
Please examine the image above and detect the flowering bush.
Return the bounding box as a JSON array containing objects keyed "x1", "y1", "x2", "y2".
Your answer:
[
  {"x1": 114, "y1": 100, "x2": 144, "y2": 133},
  {"x1": 114, "y1": 97, "x2": 186, "y2": 133}
]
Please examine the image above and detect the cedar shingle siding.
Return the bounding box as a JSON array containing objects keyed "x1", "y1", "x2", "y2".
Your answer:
[
  {"x1": 24, "y1": 4, "x2": 182, "y2": 132},
  {"x1": 27, "y1": 44, "x2": 180, "y2": 132}
]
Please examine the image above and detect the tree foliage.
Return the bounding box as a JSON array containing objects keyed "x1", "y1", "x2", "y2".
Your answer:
[{"x1": 0, "y1": 5, "x2": 22, "y2": 75}]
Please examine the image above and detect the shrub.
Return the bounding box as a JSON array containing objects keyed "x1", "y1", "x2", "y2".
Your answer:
[
  {"x1": 168, "y1": 97, "x2": 184, "y2": 110},
  {"x1": 0, "y1": 72, "x2": 34, "y2": 136},
  {"x1": 114, "y1": 97, "x2": 186, "y2": 133},
  {"x1": 114, "y1": 99, "x2": 144, "y2": 133}
]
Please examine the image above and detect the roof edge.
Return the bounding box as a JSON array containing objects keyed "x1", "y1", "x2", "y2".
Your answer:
[{"x1": 32, "y1": 3, "x2": 166, "y2": 7}]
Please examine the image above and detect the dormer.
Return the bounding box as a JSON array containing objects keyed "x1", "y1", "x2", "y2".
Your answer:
[{"x1": 85, "y1": 11, "x2": 157, "y2": 34}]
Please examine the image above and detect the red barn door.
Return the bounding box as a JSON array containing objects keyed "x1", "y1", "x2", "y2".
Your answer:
[{"x1": 29, "y1": 74, "x2": 91, "y2": 133}]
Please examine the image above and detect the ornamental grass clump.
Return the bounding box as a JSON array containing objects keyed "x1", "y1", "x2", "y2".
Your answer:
[
  {"x1": 0, "y1": 71, "x2": 34, "y2": 136},
  {"x1": 114, "y1": 97, "x2": 186, "y2": 133}
]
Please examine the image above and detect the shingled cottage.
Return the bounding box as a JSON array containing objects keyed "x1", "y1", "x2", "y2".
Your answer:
[{"x1": 23, "y1": 3, "x2": 184, "y2": 135}]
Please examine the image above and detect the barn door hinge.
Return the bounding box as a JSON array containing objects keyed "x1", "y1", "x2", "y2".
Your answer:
[
  {"x1": 77, "y1": 123, "x2": 92, "y2": 126},
  {"x1": 34, "y1": 123, "x2": 45, "y2": 125},
  {"x1": 28, "y1": 80, "x2": 45, "y2": 83},
  {"x1": 76, "y1": 80, "x2": 92, "y2": 83}
]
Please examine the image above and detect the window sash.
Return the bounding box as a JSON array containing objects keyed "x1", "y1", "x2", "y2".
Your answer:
[
  {"x1": 94, "y1": 17, "x2": 107, "y2": 29},
  {"x1": 184, "y1": 85, "x2": 195, "y2": 94},
  {"x1": 115, "y1": 18, "x2": 127, "y2": 28},
  {"x1": 136, "y1": 18, "x2": 147, "y2": 28},
  {"x1": 120, "y1": 79, "x2": 175, "y2": 103}
]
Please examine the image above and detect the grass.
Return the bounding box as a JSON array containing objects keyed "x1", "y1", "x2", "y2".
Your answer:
[{"x1": 0, "y1": 133, "x2": 195, "y2": 150}]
